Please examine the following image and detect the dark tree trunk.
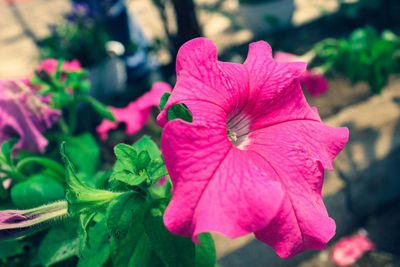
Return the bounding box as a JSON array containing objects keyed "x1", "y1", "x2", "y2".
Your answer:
[{"x1": 170, "y1": 0, "x2": 203, "y2": 55}]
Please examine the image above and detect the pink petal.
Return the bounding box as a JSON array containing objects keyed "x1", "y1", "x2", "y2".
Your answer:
[
  {"x1": 300, "y1": 70, "x2": 329, "y2": 96},
  {"x1": 244, "y1": 121, "x2": 348, "y2": 257},
  {"x1": 275, "y1": 51, "x2": 329, "y2": 96},
  {"x1": 97, "y1": 82, "x2": 171, "y2": 139},
  {"x1": 0, "y1": 80, "x2": 60, "y2": 153},
  {"x1": 158, "y1": 38, "x2": 249, "y2": 127},
  {"x1": 38, "y1": 59, "x2": 82, "y2": 74},
  {"x1": 161, "y1": 103, "x2": 284, "y2": 239},
  {"x1": 274, "y1": 51, "x2": 299, "y2": 63},
  {"x1": 38, "y1": 59, "x2": 58, "y2": 74},
  {"x1": 62, "y1": 60, "x2": 82, "y2": 72},
  {"x1": 244, "y1": 42, "x2": 310, "y2": 125}
]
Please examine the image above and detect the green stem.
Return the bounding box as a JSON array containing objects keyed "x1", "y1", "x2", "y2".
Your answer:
[
  {"x1": 59, "y1": 117, "x2": 69, "y2": 134},
  {"x1": 0, "y1": 168, "x2": 13, "y2": 176},
  {"x1": 0, "y1": 167, "x2": 28, "y2": 182},
  {"x1": 68, "y1": 102, "x2": 77, "y2": 135}
]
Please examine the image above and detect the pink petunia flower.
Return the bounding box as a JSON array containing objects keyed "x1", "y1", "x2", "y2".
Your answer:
[
  {"x1": 157, "y1": 38, "x2": 348, "y2": 258},
  {"x1": 96, "y1": 82, "x2": 172, "y2": 140},
  {"x1": 0, "y1": 80, "x2": 60, "y2": 153},
  {"x1": 38, "y1": 58, "x2": 82, "y2": 74},
  {"x1": 275, "y1": 51, "x2": 328, "y2": 96},
  {"x1": 331, "y1": 230, "x2": 375, "y2": 266}
]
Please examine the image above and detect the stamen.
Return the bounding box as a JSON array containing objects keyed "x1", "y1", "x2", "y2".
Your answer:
[
  {"x1": 227, "y1": 129, "x2": 238, "y2": 143},
  {"x1": 226, "y1": 112, "x2": 251, "y2": 149}
]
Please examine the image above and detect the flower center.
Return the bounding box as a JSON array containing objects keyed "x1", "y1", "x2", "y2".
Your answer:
[{"x1": 226, "y1": 112, "x2": 251, "y2": 149}]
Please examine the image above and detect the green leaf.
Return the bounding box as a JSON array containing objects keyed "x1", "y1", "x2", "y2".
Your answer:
[
  {"x1": 11, "y1": 174, "x2": 65, "y2": 209},
  {"x1": 144, "y1": 199, "x2": 195, "y2": 266},
  {"x1": 150, "y1": 177, "x2": 172, "y2": 199},
  {"x1": 114, "y1": 143, "x2": 138, "y2": 172},
  {"x1": 110, "y1": 169, "x2": 147, "y2": 186},
  {"x1": 147, "y1": 157, "x2": 168, "y2": 182},
  {"x1": 106, "y1": 192, "x2": 146, "y2": 239},
  {"x1": 137, "y1": 150, "x2": 151, "y2": 171},
  {"x1": 63, "y1": 133, "x2": 99, "y2": 176},
  {"x1": 129, "y1": 232, "x2": 152, "y2": 267},
  {"x1": 77, "y1": 218, "x2": 110, "y2": 267},
  {"x1": 110, "y1": 222, "x2": 145, "y2": 267},
  {"x1": 0, "y1": 239, "x2": 24, "y2": 259},
  {"x1": 78, "y1": 212, "x2": 96, "y2": 253},
  {"x1": 38, "y1": 222, "x2": 79, "y2": 267},
  {"x1": 50, "y1": 92, "x2": 73, "y2": 109},
  {"x1": 168, "y1": 103, "x2": 193, "y2": 123},
  {"x1": 61, "y1": 142, "x2": 121, "y2": 214},
  {"x1": 132, "y1": 136, "x2": 168, "y2": 182},
  {"x1": 1, "y1": 138, "x2": 18, "y2": 165},
  {"x1": 159, "y1": 92, "x2": 171, "y2": 110},
  {"x1": 132, "y1": 136, "x2": 161, "y2": 159},
  {"x1": 82, "y1": 95, "x2": 116, "y2": 122},
  {"x1": 29, "y1": 74, "x2": 44, "y2": 86},
  {"x1": 195, "y1": 233, "x2": 216, "y2": 267}
]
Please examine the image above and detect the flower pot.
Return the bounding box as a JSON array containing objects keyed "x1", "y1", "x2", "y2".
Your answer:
[
  {"x1": 88, "y1": 56, "x2": 127, "y2": 100},
  {"x1": 237, "y1": 0, "x2": 295, "y2": 37}
]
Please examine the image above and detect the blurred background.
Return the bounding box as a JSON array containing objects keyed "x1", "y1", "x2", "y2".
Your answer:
[{"x1": 1, "y1": 0, "x2": 400, "y2": 266}]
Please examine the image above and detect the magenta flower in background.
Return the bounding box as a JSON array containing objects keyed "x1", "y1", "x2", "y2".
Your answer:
[
  {"x1": 0, "y1": 80, "x2": 60, "y2": 153},
  {"x1": 331, "y1": 230, "x2": 375, "y2": 266},
  {"x1": 38, "y1": 58, "x2": 82, "y2": 74},
  {"x1": 96, "y1": 82, "x2": 172, "y2": 140},
  {"x1": 157, "y1": 38, "x2": 348, "y2": 258},
  {"x1": 275, "y1": 51, "x2": 328, "y2": 96}
]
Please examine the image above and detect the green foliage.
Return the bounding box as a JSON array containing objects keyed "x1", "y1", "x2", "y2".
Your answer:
[
  {"x1": 61, "y1": 142, "x2": 121, "y2": 214},
  {"x1": 110, "y1": 136, "x2": 168, "y2": 186},
  {"x1": 315, "y1": 26, "x2": 400, "y2": 94},
  {"x1": 159, "y1": 92, "x2": 171, "y2": 110},
  {"x1": 38, "y1": 222, "x2": 79, "y2": 267},
  {"x1": 0, "y1": 240, "x2": 24, "y2": 259},
  {"x1": 168, "y1": 104, "x2": 193, "y2": 123},
  {"x1": 106, "y1": 192, "x2": 146, "y2": 239},
  {"x1": 11, "y1": 174, "x2": 64, "y2": 209},
  {"x1": 81, "y1": 95, "x2": 116, "y2": 122},
  {"x1": 159, "y1": 92, "x2": 193, "y2": 123},
  {"x1": 1, "y1": 118, "x2": 217, "y2": 267},
  {"x1": 0, "y1": 138, "x2": 17, "y2": 166},
  {"x1": 77, "y1": 217, "x2": 110, "y2": 267},
  {"x1": 195, "y1": 233, "x2": 216, "y2": 267},
  {"x1": 30, "y1": 62, "x2": 115, "y2": 129},
  {"x1": 63, "y1": 133, "x2": 99, "y2": 176},
  {"x1": 78, "y1": 212, "x2": 96, "y2": 253},
  {"x1": 144, "y1": 199, "x2": 195, "y2": 266},
  {"x1": 39, "y1": 13, "x2": 109, "y2": 67}
]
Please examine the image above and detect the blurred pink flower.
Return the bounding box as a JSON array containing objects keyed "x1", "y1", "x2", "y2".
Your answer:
[
  {"x1": 157, "y1": 38, "x2": 348, "y2": 258},
  {"x1": 0, "y1": 80, "x2": 60, "y2": 153},
  {"x1": 38, "y1": 58, "x2": 82, "y2": 74},
  {"x1": 96, "y1": 82, "x2": 172, "y2": 140},
  {"x1": 331, "y1": 230, "x2": 375, "y2": 266},
  {"x1": 2, "y1": 179, "x2": 11, "y2": 189},
  {"x1": 275, "y1": 51, "x2": 328, "y2": 96}
]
